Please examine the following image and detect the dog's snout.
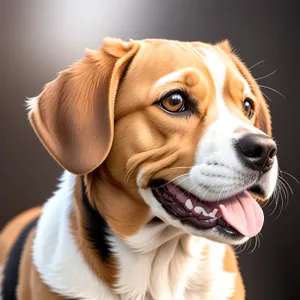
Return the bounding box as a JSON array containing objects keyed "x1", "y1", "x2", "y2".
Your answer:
[{"x1": 235, "y1": 134, "x2": 277, "y2": 173}]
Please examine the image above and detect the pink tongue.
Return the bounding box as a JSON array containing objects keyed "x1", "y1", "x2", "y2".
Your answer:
[{"x1": 219, "y1": 191, "x2": 264, "y2": 237}]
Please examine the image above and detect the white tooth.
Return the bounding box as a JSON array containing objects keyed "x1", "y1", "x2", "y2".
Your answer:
[
  {"x1": 194, "y1": 206, "x2": 219, "y2": 218},
  {"x1": 185, "y1": 199, "x2": 193, "y2": 210},
  {"x1": 209, "y1": 208, "x2": 219, "y2": 218},
  {"x1": 194, "y1": 206, "x2": 207, "y2": 215}
]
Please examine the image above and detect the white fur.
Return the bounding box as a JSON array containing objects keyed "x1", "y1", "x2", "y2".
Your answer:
[
  {"x1": 111, "y1": 224, "x2": 235, "y2": 300},
  {"x1": 153, "y1": 68, "x2": 200, "y2": 90},
  {"x1": 25, "y1": 96, "x2": 38, "y2": 112},
  {"x1": 33, "y1": 171, "x2": 117, "y2": 300}
]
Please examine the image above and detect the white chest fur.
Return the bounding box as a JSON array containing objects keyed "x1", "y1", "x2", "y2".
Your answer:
[
  {"x1": 112, "y1": 226, "x2": 236, "y2": 300},
  {"x1": 33, "y1": 172, "x2": 235, "y2": 300}
]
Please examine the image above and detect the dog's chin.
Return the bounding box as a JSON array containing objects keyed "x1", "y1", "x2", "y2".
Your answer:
[{"x1": 138, "y1": 179, "x2": 273, "y2": 246}]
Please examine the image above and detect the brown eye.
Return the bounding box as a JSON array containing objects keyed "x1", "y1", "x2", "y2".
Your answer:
[
  {"x1": 243, "y1": 98, "x2": 254, "y2": 119},
  {"x1": 159, "y1": 92, "x2": 186, "y2": 113}
]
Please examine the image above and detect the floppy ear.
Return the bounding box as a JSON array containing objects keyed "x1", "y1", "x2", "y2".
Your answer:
[{"x1": 28, "y1": 38, "x2": 140, "y2": 174}]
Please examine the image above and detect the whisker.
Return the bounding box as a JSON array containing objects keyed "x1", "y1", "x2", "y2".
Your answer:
[
  {"x1": 238, "y1": 239, "x2": 250, "y2": 254},
  {"x1": 248, "y1": 60, "x2": 265, "y2": 71},
  {"x1": 237, "y1": 243, "x2": 246, "y2": 254},
  {"x1": 261, "y1": 90, "x2": 273, "y2": 103},
  {"x1": 280, "y1": 170, "x2": 299, "y2": 184},
  {"x1": 278, "y1": 176, "x2": 294, "y2": 196},
  {"x1": 258, "y1": 84, "x2": 286, "y2": 100},
  {"x1": 169, "y1": 175, "x2": 190, "y2": 191},
  {"x1": 248, "y1": 237, "x2": 256, "y2": 254},
  {"x1": 254, "y1": 69, "x2": 277, "y2": 81},
  {"x1": 257, "y1": 232, "x2": 262, "y2": 248},
  {"x1": 177, "y1": 181, "x2": 208, "y2": 201},
  {"x1": 216, "y1": 184, "x2": 229, "y2": 205},
  {"x1": 278, "y1": 181, "x2": 290, "y2": 212},
  {"x1": 151, "y1": 173, "x2": 190, "y2": 191},
  {"x1": 249, "y1": 233, "x2": 262, "y2": 253},
  {"x1": 270, "y1": 179, "x2": 283, "y2": 216},
  {"x1": 275, "y1": 180, "x2": 287, "y2": 219},
  {"x1": 199, "y1": 185, "x2": 213, "y2": 200},
  {"x1": 278, "y1": 178, "x2": 290, "y2": 202},
  {"x1": 246, "y1": 238, "x2": 253, "y2": 252}
]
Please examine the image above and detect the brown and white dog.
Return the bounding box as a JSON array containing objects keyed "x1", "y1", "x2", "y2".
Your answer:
[{"x1": 0, "y1": 38, "x2": 278, "y2": 300}]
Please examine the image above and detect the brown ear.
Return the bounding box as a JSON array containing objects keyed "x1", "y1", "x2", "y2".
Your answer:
[
  {"x1": 216, "y1": 39, "x2": 232, "y2": 54},
  {"x1": 229, "y1": 52, "x2": 272, "y2": 136},
  {"x1": 28, "y1": 38, "x2": 140, "y2": 174}
]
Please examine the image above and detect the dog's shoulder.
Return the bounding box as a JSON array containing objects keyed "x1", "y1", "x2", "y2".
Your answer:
[{"x1": 0, "y1": 207, "x2": 41, "y2": 265}]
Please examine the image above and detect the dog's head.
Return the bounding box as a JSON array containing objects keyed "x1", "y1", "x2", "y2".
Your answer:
[{"x1": 28, "y1": 38, "x2": 278, "y2": 245}]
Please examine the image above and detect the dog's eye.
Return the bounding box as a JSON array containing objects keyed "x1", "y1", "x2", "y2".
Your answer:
[
  {"x1": 158, "y1": 92, "x2": 186, "y2": 113},
  {"x1": 243, "y1": 98, "x2": 254, "y2": 119}
]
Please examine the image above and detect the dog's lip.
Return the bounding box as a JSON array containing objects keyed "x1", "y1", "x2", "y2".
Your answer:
[{"x1": 149, "y1": 179, "x2": 243, "y2": 234}]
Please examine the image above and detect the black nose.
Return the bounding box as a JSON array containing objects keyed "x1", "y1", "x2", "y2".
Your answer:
[{"x1": 235, "y1": 134, "x2": 277, "y2": 173}]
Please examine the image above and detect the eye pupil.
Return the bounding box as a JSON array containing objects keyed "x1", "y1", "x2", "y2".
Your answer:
[
  {"x1": 159, "y1": 92, "x2": 186, "y2": 113},
  {"x1": 243, "y1": 98, "x2": 254, "y2": 119},
  {"x1": 169, "y1": 94, "x2": 182, "y2": 106}
]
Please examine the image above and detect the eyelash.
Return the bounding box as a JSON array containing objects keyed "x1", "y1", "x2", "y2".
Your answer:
[{"x1": 158, "y1": 88, "x2": 187, "y2": 102}]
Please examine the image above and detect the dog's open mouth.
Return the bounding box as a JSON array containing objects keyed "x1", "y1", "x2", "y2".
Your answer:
[{"x1": 150, "y1": 179, "x2": 264, "y2": 238}]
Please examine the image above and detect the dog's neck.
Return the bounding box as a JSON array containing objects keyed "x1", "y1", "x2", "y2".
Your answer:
[{"x1": 33, "y1": 171, "x2": 236, "y2": 300}]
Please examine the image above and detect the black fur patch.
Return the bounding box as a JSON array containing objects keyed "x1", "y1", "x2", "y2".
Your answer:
[
  {"x1": 2, "y1": 217, "x2": 39, "y2": 300},
  {"x1": 81, "y1": 176, "x2": 112, "y2": 262}
]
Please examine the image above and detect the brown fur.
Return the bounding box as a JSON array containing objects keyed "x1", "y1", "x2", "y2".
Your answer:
[
  {"x1": 0, "y1": 38, "x2": 273, "y2": 299},
  {"x1": 0, "y1": 207, "x2": 41, "y2": 265},
  {"x1": 223, "y1": 245, "x2": 246, "y2": 300}
]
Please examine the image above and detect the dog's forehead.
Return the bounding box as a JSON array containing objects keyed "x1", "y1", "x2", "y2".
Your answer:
[
  {"x1": 116, "y1": 39, "x2": 247, "y2": 114},
  {"x1": 136, "y1": 40, "x2": 217, "y2": 74},
  {"x1": 126, "y1": 39, "x2": 242, "y2": 91}
]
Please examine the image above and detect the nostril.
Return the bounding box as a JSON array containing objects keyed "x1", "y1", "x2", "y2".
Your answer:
[
  {"x1": 236, "y1": 136, "x2": 264, "y2": 158},
  {"x1": 249, "y1": 144, "x2": 264, "y2": 158},
  {"x1": 269, "y1": 147, "x2": 277, "y2": 158}
]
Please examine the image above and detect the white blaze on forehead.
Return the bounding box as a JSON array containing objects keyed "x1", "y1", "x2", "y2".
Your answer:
[
  {"x1": 153, "y1": 68, "x2": 199, "y2": 89},
  {"x1": 202, "y1": 50, "x2": 227, "y2": 94},
  {"x1": 201, "y1": 49, "x2": 229, "y2": 117},
  {"x1": 201, "y1": 49, "x2": 254, "y2": 130},
  {"x1": 154, "y1": 69, "x2": 186, "y2": 88},
  {"x1": 201, "y1": 50, "x2": 251, "y2": 114},
  {"x1": 238, "y1": 74, "x2": 252, "y2": 96}
]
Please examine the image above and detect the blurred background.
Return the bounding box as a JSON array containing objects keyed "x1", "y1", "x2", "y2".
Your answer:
[{"x1": 1, "y1": 1, "x2": 299, "y2": 299}]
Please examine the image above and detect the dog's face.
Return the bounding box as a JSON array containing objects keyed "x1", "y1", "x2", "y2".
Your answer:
[{"x1": 29, "y1": 38, "x2": 278, "y2": 245}]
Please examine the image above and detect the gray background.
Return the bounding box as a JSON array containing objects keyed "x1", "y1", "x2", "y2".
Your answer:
[{"x1": 1, "y1": 1, "x2": 299, "y2": 299}]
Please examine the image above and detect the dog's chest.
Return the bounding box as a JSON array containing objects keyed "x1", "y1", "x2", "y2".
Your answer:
[
  {"x1": 112, "y1": 232, "x2": 236, "y2": 300},
  {"x1": 33, "y1": 172, "x2": 236, "y2": 300}
]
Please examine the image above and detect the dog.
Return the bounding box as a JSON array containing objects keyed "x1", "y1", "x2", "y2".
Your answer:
[{"x1": 0, "y1": 38, "x2": 278, "y2": 300}]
